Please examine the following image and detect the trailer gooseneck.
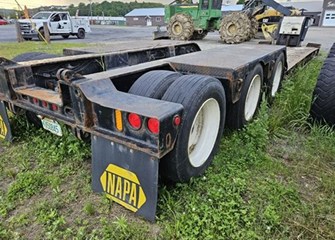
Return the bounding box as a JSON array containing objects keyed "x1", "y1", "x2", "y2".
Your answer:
[{"x1": 0, "y1": 41, "x2": 318, "y2": 221}]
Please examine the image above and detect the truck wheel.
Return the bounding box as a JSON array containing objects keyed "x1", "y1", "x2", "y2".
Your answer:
[
  {"x1": 62, "y1": 34, "x2": 70, "y2": 39},
  {"x1": 129, "y1": 70, "x2": 181, "y2": 99},
  {"x1": 167, "y1": 13, "x2": 194, "y2": 41},
  {"x1": 77, "y1": 29, "x2": 85, "y2": 39},
  {"x1": 191, "y1": 31, "x2": 208, "y2": 40},
  {"x1": 220, "y1": 12, "x2": 251, "y2": 44},
  {"x1": 12, "y1": 52, "x2": 58, "y2": 127},
  {"x1": 310, "y1": 59, "x2": 335, "y2": 126},
  {"x1": 160, "y1": 75, "x2": 226, "y2": 183},
  {"x1": 38, "y1": 28, "x2": 45, "y2": 41},
  {"x1": 267, "y1": 53, "x2": 285, "y2": 102},
  {"x1": 226, "y1": 64, "x2": 263, "y2": 129}
]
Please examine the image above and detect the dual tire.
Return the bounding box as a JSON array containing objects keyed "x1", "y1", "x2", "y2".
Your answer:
[
  {"x1": 129, "y1": 71, "x2": 226, "y2": 183},
  {"x1": 129, "y1": 62, "x2": 285, "y2": 182}
]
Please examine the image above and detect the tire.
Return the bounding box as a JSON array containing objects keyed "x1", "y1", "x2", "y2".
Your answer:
[
  {"x1": 129, "y1": 70, "x2": 181, "y2": 99},
  {"x1": 167, "y1": 13, "x2": 194, "y2": 41},
  {"x1": 310, "y1": 59, "x2": 335, "y2": 126},
  {"x1": 250, "y1": 18, "x2": 258, "y2": 38},
  {"x1": 327, "y1": 43, "x2": 335, "y2": 59},
  {"x1": 23, "y1": 37, "x2": 32, "y2": 41},
  {"x1": 160, "y1": 75, "x2": 226, "y2": 183},
  {"x1": 12, "y1": 52, "x2": 58, "y2": 127},
  {"x1": 62, "y1": 34, "x2": 70, "y2": 39},
  {"x1": 226, "y1": 64, "x2": 263, "y2": 129},
  {"x1": 191, "y1": 31, "x2": 208, "y2": 40},
  {"x1": 267, "y1": 53, "x2": 285, "y2": 102},
  {"x1": 38, "y1": 28, "x2": 45, "y2": 41},
  {"x1": 220, "y1": 12, "x2": 251, "y2": 44},
  {"x1": 77, "y1": 28, "x2": 85, "y2": 39}
]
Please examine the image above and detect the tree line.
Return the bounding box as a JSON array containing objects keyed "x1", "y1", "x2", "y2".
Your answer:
[{"x1": 45, "y1": 1, "x2": 164, "y2": 17}]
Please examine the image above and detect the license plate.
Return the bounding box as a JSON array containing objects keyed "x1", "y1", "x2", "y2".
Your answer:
[{"x1": 41, "y1": 118, "x2": 62, "y2": 136}]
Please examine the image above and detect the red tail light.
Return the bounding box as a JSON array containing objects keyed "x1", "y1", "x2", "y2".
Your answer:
[
  {"x1": 42, "y1": 101, "x2": 48, "y2": 108},
  {"x1": 148, "y1": 118, "x2": 159, "y2": 134},
  {"x1": 51, "y1": 104, "x2": 58, "y2": 111},
  {"x1": 128, "y1": 113, "x2": 141, "y2": 129},
  {"x1": 33, "y1": 98, "x2": 39, "y2": 104},
  {"x1": 173, "y1": 115, "x2": 181, "y2": 126}
]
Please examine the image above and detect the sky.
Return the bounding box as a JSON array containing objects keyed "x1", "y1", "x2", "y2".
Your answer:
[{"x1": 0, "y1": 0, "x2": 323, "y2": 10}]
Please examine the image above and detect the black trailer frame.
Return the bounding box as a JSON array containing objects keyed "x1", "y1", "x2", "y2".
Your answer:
[{"x1": 0, "y1": 41, "x2": 318, "y2": 221}]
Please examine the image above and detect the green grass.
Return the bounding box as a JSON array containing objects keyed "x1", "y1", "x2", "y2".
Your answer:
[
  {"x1": 0, "y1": 44, "x2": 334, "y2": 239},
  {"x1": 0, "y1": 42, "x2": 86, "y2": 59}
]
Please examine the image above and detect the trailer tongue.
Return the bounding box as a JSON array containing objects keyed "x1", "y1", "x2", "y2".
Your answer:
[{"x1": 0, "y1": 41, "x2": 319, "y2": 221}]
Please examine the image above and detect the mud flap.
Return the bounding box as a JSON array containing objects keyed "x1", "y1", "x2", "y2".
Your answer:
[
  {"x1": 0, "y1": 101, "x2": 12, "y2": 142},
  {"x1": 91, "y1": 135, "x2": 159, "y2": 221}
]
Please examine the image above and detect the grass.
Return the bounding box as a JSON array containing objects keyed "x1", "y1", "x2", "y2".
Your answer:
[{"x1": 0, "y1": 43, "x2": 334, "y2": 239}]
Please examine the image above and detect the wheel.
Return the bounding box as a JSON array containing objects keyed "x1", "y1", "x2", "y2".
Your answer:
[
  {"x1": 191, "y1": 31, "x2": 208, "y2": 40},
  {"x1": 77, "y1": 28, "x2": 85, "y2": 39},
  {"x1": 160, "y1": 75, "x2": 226, "y2": 183},
  {"x1": 23, "y1": 37, "x2": 32, "y2": 41},
  {"x1": 226, "y1": 64, "x2": 263, "y2": 129},
  {"x1": 129, "y1": 70, "x2": 181, "y2": 99},
  {"x1": 167, "y1": 13, "x2": 194, "y2": 41},
  {"x1": 220, "y1": 12, "x2": 251, "y2": 44},
  {"x1": 328, "y1": 43, "x2": 335, "y2": 58},
  {"x1": 12, "y1": 52, "x2": 58, "y2": 127},
  {"x1": 62, "y1": 34, "x2": 70, "y2": 39},
  {"x1": 38, "y1": 28, "x2": 45, "y2": 41},
  {"x1": 250, "y1": 18, "x2": 258, "y2": 38},
  {"x1": 310, "y1": 58, "x2": 335, "y2": 126},
  {"x1": 267, "y1": 53, "x2": 285, "y2": 102}
]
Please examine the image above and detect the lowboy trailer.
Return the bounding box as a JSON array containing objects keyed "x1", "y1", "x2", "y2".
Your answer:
[{"x1": 0, "y1": 41, "x2": 318, "y2": 221}]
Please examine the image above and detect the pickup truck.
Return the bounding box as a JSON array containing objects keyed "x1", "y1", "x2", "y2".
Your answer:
[{"x1": 18, "y1": 11, "x2": 91, "y2": 41}]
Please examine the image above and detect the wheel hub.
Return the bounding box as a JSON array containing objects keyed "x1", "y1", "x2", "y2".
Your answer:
[{"x1": 172, "y1": 22, "x2": 182, "y2": 35}]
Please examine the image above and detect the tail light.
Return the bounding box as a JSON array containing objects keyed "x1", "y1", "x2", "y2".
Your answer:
[
  {"x1": 147, "y1": 118, "x2": 159, "y2": 135},
  {"x1": 51, "y1": 104, "x2": 58, "y2": 111},
  {"x1": 173, "y1": 115, "x2": 181, "y2": 126},
  {"x1": 42, "y1": 101, "x2": 48, "y2": 108},
  {"x1": 128, "y1": 113, "x2": 142, "y2": 130}
]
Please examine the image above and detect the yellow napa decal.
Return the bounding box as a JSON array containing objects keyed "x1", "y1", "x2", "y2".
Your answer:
[
  {"x1": 100, "y1": 164, "x2": 146, "y2": 212},
  {"x1": 0, "y1": 115, "x2": 7, "y2": 139}
]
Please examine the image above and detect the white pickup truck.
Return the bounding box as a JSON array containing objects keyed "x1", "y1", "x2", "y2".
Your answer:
[{"x1": 18, "y1": 11, "x2": 91, "y2": 40}]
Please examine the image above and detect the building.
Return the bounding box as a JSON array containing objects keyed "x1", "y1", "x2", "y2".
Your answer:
[
  {"x1": 221, "y1": 4, "x2": 244, "y2": 16},
  {"x1": 125, "y1": 8, "x2": 164, "y2": 26},
  {"x1": 81, "y1": 16, "x2": 126, "y2": 26},
  {"x1": 321, "y1": 0, "x2": 335, "y2": 26}
]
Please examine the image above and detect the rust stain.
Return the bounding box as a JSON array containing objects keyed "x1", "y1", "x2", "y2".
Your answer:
[{"x1": 15, "y1": 87, "x2": 62, "y2": 106}]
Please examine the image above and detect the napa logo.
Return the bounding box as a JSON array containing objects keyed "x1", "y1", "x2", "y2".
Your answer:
[
  {"x1": 0, "y1": 115, "x2": 7, "y2": 139},
  {"x1": 100, "y1": 164, "x2": 146, "y2": 212}
]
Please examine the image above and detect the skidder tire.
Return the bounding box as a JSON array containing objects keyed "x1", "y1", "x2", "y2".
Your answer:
[
  {"x1": 168, "y1": 13, "x2": 194, "y2": 40},
  {"x1": 267, "y1": 52, "x2": 285, "y2": 103},
  {"x1": 310, "y1": 59, "x2": 335, "y2": 126},
  {"x1": 129, "y1": 70, "x2": 181, "y2": 99},
  {"x1": 226, "y1": 64, "x2": 263, "y2": 129},
  {"x1": 191, "y1": 31, "x2": 208, "y2": 40},
  {"x1": 161, "y1": 75, "x2": 226, "y2": 183},
  {"x1": 220, "y1": 12, "x2": 251, "y2": 44},
  {"x1": 250, "y1": 17, "x2": 258, "y2": 38}
]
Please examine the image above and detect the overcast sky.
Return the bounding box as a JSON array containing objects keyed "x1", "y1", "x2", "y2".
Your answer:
[{"x1": 0, "y1": 0, "x2": 322, "y2": 10}]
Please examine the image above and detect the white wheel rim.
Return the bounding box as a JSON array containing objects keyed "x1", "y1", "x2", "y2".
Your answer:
[
  {"x1": 271, "y1": 61, "x2": 283, "y2": 97},
  {"x1": 244, "y1": 74, "x2": 261, "y2": 121},
  {"x1": 188, "y1": 98, "x2": 220, "y2": 168}
]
